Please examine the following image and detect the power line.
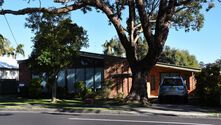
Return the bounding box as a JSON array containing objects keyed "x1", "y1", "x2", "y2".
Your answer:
[{"x1": 0, "y1": 6, "x2": 18, "y2": 46}]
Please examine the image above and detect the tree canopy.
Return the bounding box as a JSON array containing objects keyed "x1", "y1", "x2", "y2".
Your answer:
[
  {"x1": 159, "y1": 46, "x2": 199, "y2": 68},
  {"x1": 102, "y1": 37, "x2": 148, "y2": 59},
  {"x1": 0, "y1": 34, "x2": 25, "y2": 58},
  {"x1": 26, "y1": 12, "x2": 88, "y2": 102},
  {"x1": 102, "y1": 37, "x2": 125, "y2": 57}
]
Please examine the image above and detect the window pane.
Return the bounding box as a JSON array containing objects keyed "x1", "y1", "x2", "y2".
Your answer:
[
  {"x1": 94, "y1": 68, "x2": 103, "y2": 89},
  {"x1": 162, "y1": 78, "x2": 183, "y2": 86},
  {"x1": 76, "y1": 68, "x2": 84, "y2": 82},
  {"x1": 85, "y1": 68, "x2": 94, "y2": 88},
  {"x1": 67, "y1": 69, "x2": 76, "y2": 93},
  {"x1": 57, "y1": 70, "x2": 65, "y2": 87}
]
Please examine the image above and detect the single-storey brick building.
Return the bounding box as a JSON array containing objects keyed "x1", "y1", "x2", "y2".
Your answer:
[{"x1": 18, "y1": 51, "x2": 201, "y2": 97}]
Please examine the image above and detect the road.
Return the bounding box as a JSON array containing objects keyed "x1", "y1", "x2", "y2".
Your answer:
[{"x1": 0, "y1": 111, "x2": 220, "y2": 125}]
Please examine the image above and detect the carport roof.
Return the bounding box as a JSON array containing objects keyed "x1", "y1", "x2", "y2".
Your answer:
[
  {"x1": 0, "y1": 56, "x2": 19, "y2": 69},
  {"x1": 156, "y1": 62, "x2": 201, "y2": 72}
]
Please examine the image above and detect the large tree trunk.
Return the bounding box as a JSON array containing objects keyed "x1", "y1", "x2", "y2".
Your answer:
[
  {"x1": 51, "y1": 80, "x2": 57, "y2": 103},
  {"x1": 125, "y1": 67, "x2": 151, "y2": 106},
  {"x1": 48, "y1": 73, "x2": 57, "y2": 103}
]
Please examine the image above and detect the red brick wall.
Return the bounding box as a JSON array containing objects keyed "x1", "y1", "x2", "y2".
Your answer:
[
  {"x1": 19, "y1": 62, "x2": 31, "y2": 84},
  {"x1": 104, "y1": 57, "x2": 132, "y2": 97},
  {"x1": 104, "y1": 58, "x2": 197, "y2": 97},
  {"x1": 148, "y1": 66, "x2": 197, "y2": 96}
]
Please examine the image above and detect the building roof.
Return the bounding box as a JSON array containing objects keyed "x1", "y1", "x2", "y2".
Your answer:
[
  {"x1": 156, "y1": 62, "x2": 201, "y2": 72},
  {"x1": 0, "y1": 56, "x2": 19, "y2": 69},
  {"x1": 18, "y1": 51, "x2": 201, "y2": 72},
  {"x1": 79, "y1": 51, "x2": 125, "y2": 60},
  {"x1": 79, "y1": 51, "x2": 201, "y2": 72}
]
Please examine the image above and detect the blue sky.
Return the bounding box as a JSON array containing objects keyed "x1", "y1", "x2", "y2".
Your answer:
[{"x1": 0, "y1": 1, "x2": 220, "y2": 63}]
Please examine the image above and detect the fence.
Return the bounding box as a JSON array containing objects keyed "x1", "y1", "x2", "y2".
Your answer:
[{"x1": 0, "y1": 79, "x2": 17, "y2": 95}]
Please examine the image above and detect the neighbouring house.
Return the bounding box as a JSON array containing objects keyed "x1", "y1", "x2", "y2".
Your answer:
[
  {"x1": 0, "y1": 56, "x2": 19, "y2": 95},
  {"x1": 18, "y1": 51, "x2": 201, "y2": 98}
]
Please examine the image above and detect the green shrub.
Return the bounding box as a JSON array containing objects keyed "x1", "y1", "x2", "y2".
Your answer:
[
  {"x1": 95, "y1": 80, "x2": 113, "y2": 99},
  {"x1": 74, "y1": 81, "x2": 86, "y2": 98},
  {"x1": 28, "y1": 78, "x2": 43, "y2": 98},
  {"x1": 196, "y1": 63, "x2": 221, "y2": 106},
  {"x1": 114, "y1": 92, "x2": 124, "y2": 102},
  {"x1": 73, "y1": 81, "x2": 96, "y2": 99},
  {"x1": 83, "y1": 87, "x2": 94, "y2": 98}
]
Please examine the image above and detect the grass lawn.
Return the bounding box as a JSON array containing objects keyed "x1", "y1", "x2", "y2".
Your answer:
[{"x1": 0, "y1": 96, "x2": 127, "y2": 112}]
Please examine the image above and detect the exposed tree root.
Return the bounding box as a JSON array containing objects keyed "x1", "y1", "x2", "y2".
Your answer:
[{"x1": 125, "y1": 94, "x2": 152, "y2": 107}]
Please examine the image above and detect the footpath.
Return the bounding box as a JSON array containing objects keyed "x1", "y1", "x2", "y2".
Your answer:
[
  {"x1": 131, "y1": 104, "x2": 221, "y2": 118},
  {"x1": 1, "y1": 103, "x2": 221, "y2": 119}
]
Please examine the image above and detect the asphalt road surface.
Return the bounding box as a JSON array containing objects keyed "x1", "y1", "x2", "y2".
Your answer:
[{"x1": 0, "y1": 111, "x2": 220, "y2": 125}]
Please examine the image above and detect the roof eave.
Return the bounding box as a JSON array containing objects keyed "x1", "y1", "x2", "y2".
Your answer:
[{"x1": 155, "y1": 63, "x2": 201, "y2": 73}]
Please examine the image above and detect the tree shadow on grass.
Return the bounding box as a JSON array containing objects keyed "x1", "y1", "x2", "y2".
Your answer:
[{"x1": 2, "y1": 96, "x2": 220, "y2": 116}]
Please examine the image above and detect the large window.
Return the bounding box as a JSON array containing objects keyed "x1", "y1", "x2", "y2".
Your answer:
[
  {"x1": 0, "y1": 69, "x2": 19, "y2": 80},
  {"x1": 60, "y1": 68, "x2": 103, "y2": 93}
]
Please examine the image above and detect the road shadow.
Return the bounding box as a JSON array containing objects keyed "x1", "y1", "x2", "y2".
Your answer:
[
  {"x1": 0, "y1": 113, "x2": 13, "y2": 116},
  {"x1": 41, "y1": 112, "x2": 81, "y2": 116}
]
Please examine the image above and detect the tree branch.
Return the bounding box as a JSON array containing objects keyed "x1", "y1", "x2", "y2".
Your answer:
[
  {"x1": 136, "y1": 0, "x2": 153, "y2": 41},
  {"x1": 154, "y1": 0, "x2": 176, "y2": 52},
  {"x1": 126, "y1": 0, "x2": 138, "y2": 61},
  {"x1": 0, "y1": 3, "x2": 86, "y2": 15},
  {"x1": 175, "y1": 0, "x2": 192, "y2": 6},
  {"x1": 89, "y1": 0, "x2": 128, "y2": 44},
  {"x1": 136, "y1": 0, "x2": 154, "y2": 54}
]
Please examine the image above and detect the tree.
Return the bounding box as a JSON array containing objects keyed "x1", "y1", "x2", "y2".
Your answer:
[
  {"x1": 102, "y1": 37, "x2": 148, "y2": 59},
  {"x1": 159, "y1": 46, "x2": 199, "y2": 68},
  {"x1": 0, "y1": 0, "x2": 212, "y2": 104},
  {"x1": 14, "y1": 44, "x2": 25, "y2": 58},
  {"x1": 0, "y1": 34, "x2": 25, "y2": 58},
  {"x1": 102, "y1": 37, "x2": 125, "y2": 57},
  {"x1": 26, "y1": 12, "x2": 88, "y2": 103},
  {"x1": 196, "y1": 60, "x2": 221, "y2": 106},
  {"x1": 215, "y1": 59, "x2": 221, "y2": 68},
  {"x1": 0, "y1": 34, "x2": 12, "y2": 56}
]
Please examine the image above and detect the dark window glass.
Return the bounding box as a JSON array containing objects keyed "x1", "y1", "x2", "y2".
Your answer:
[
  {"x1": 160, "y1": 73, "x2": 179, "y2": 84},
  {"x1": 162, "y1": 78, "x2": 183, "y2": 86}
]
